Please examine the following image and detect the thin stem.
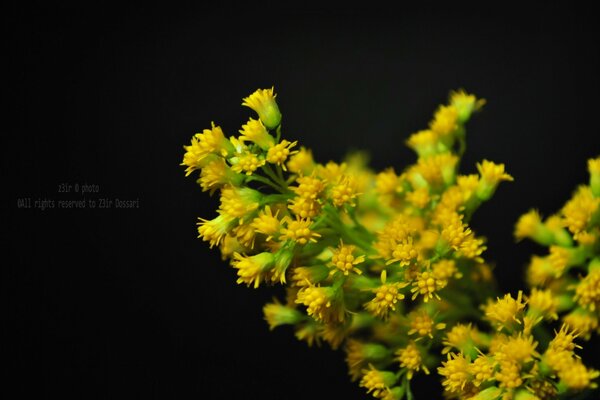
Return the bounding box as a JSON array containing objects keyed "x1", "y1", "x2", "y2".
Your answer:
[{"x1": 246, "y1": 175, "x2": 284, "y2": 192}]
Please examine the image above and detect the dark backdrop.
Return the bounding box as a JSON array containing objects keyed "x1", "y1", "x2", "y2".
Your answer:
[{"x1": 6, "y1": 3, "x2": 600, "y2": 399}]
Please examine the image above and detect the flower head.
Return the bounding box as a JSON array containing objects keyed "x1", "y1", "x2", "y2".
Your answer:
[
  {"x1": 242, "y1": 87, "x2": 282, "y2": 129},
  {"x1": 396, "y1": 342, "x2": 429, "y2": 379}
]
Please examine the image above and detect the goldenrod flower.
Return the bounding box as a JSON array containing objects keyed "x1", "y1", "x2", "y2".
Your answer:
[
  {"x1": 440, "y1": 212, "x2": 472, "y2": 250},
  {"x1": 294, "y1": 321, "x2": 320, "y2": 347},
  {"x1": 408, "y1": 153, "x2": 458, "y2": 188},
  {"x1": 547, "y1": 245, "x2": 574, "y2": 277},
  {"x1": 573, "y1": 267, "x2": 600, "y2": 311},
  {"x1": 286, "y1": 146, "x2": 315, "y2": 175},
  {"x1": 442, "y1": 323, "x2": 481, "y2": 355},
  {"x1": 429, "y1": 104, "x2": 458, "y2": 137},
  {"x1": 231, "y1": 252, "x2": 275, "y2": 288},
  {"x1": 288, "y1": 196, "x2": 321, "y2": 219},
  {"x1": 319, "y1": 322, "x2": 347, "y2": 350},
  {"x1": 563, "y1": 308, "x2": 599, "y2": 340},
  {"x1": 263, "y1": 301, "x2": 303, "y2": 330},
  {"x1": 295, "y1": 284, "x2": 344, "y2": 323},
  {"x1": 181, "y1": 122, "x2": 233, "y2": 176},
  {"x1": 290, "y1": 265, "x2": 329, "y2": 287},
  {"x1": 241, "y1": 87, "x2": 282, "y2": 129},
  {"x1": 197, "y1": 214, "x2": 236, "y2": 248},
  {"x1": 238, "y1": 117, "x2": 275, "y2": 149},
  {"x1": 411, "y1": 270, "x2": 445, "y2": 302},
  {"x1": 230, "y1": 150, "x2": 265, "y2": 175},
  {"x1": 528, "y1": 379, "x2": 558, "y2": 399},
  {"x1": 232, "y1": 222, "x2": 256, "y2": 248},
  {"x1": 495, "y1": 360, "x2": 522, "y2": 389},
  {"x1": 345, "y1": 340, "x2": 390, "y2": 381},
  {"x1": 432, "y1": 259, "x2": 462, "y2": 283},
  {"x1": 396, "y1": 342, "x2": 429, "y2": 379},
  {"x1": 280, "y1": 217, "x2": 321, "y2": 245},
  {"x1": 558, "y1": 358, "x2": 600, "y2": 390},
  {"x1": 406, "y1": 129, "x2": 440, "y2": 158},
  {"x1": 562, "y1": 185, "x2": 600, "y2": 238},
  {"x1": 405, "y1": 187, "x2": 431, "y2": 209},
  {"x1": 449, "y1": 89, "x2": 485, "y2": 123},
  {"x1": 526, "y1": 288, "x2": 558, "y2": 321},
  {"x1": 469, "y1": 355, "x2": 494, "y2": 387},
  {"x1": 438, "y1": 352, "x2": 471, "y2": 393},
  {"x1": 365, "y1": 277, "x2": 409, "y2": 319},
  {"x1": 266, "y1": 140, "x2": 298, "y2": 170},
  {"x1": 197, "y1": 157, "x2": 242, "y2": 194},
  {"x1": 514, "y1": 209, "x2": 553, "y2": 244},
  {"x1": 494, "y1": 333, "x2": 538, "y2": 364},
  {"x1": 374, "y1": 167, "x2": 401, "y2": 197},
  {"x1": 329, "y1": 241, "x2": 365, "y2": 276},
  {"x1": 218, "y1": 185, "x2": 261, "y2": 222},
  {"x1": 292, "y1": 174, "x2": 326, "y2": 199},
  {"x1": 407, "y1": 308, "x2": 446, "y2": 339},
  {"x1": 359, "y1": 365, "x2": 398, "y2": 399},
  {"x1": 387, "y1": 237, "x2": 419, "y2": 267},
  {"x1": 483, "y1": 291, "x2": 526, "y2": 331},
  {"x1": 330, "y1": 175, "x2": 360, "y2": 207},
  {"x1": 251, "y1": 205, "x2": 281, "y2": 242},
  {"x1": 476, "y1": 159, "x2": 513, "y2": 201},
  {"x1": 526, "y1": 255, "x2": 555, "y2": 287}
]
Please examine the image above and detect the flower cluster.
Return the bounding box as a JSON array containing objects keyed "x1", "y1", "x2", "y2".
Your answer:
[{"x1": 181, "y1": 87, "x2": 599, "y2": 399}]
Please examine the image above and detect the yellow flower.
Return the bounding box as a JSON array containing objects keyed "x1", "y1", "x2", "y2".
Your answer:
[
  {"x1": 449, "y1": 89, "x2": 485, "y2": 123},
  {"x1": 241, "y1": 87, "x2": 282, "y2": 129},
  {"x1": 251, "y1": 205, "x2": 281, "y2": 242},
  {"x1": 495, "y1": 360, "x2": 522, "y2": 389},
  {"x1": 408, "y1": 153, "x2": 458, "y2": 188},
  {"x1": 514, "y1": 209, "x2": 549, "y2": 243},
  {"x1": 230, "y1": 150, "x2": 266, "y2": 175},
  {"x1": 319, "y1": 322, "x2": 347, "y2": 350},
  {"x1": 181, "y1": 122, "x2": 233, "y2": 176},
  {"x1": 330, "y1": 175, "x2": 360, "y2": 207},
  {"x1": 197, "y1": 157, "x2": 241, "y2": 194},
  {"x1": 438, "y1": 352, "x2": 471, "y2": 393},
  {"x1": 294, "y1": 321, "x2": 320, "y2": 347},
  {"x1": 387, "y1": 236, "x2": 419, "y2": 267},
  {"x1": 232, "y1": 222, "x2": 256, "y2": 248},
  {"x1": 263, "y1": 301, "x2": 303, "y2": 330},
  {"x1": 405, "y1": 187, "x2": 431, "y2": 209},
  {"x1": 494, "y1": 333, "x2": 539, "y2": 364},
  {"x1": 469, "y1": 355, "x2": 494, "y2": 387},
  {"x1": 231, "y1": 252, "x2": 275, "y2": 288},
  {"x1": 286, "y1": 146, "x2": 315, "y2": 175},
  {"x1": 561, "y1": 185, "x2": 599, "y2": 238},
  {"x1": 329, "y1": 241, "x2": 365, "y2": 276},
  {"x1": 475, "y1": 159, "x2": 513, "y2": 201},
  {"x1": 407, "y1": 308, "x2": 446, "y2": 339},
  {"x1": 197, "y1": 214, "x2": 236, "y2": 248},
  {"x1": 457, "y1": 235, "x2": 486, "y2": 262},
  {"x1": 266, "y1": 140, "x2": 298, "y2": 170},
  {"x1": 525, "y1": 288, "x2": 558, "y2": 321},
  {"x1": 547, "y1": 245, "x2": 572, "y2": 277},
  {"x1": 364, "y1": 272, "x2": 409, "y2": 319},
  {"x1": 396, "y1": 342, "x2": 429, "y2": 379},
  {"x1": 375, "y1": 168, "x2": 401, "y2": 196},
  {"x1": 406, "y1": 129, "x2": 441, "y2": 158},
  {"x1": 296, "y1": 284, "x2": 344, "y2": 323},
  {"x1": 429, "y1": 104, "x2": 458, "y2": 137},
  {"x1": 290, "y1": 265, "x2": 329, "y2": 287},
  {"x1": 292, "y1": 174, "x2": 326, "y2": 199},
  {"x1": 573, "y1": 267, "x2": 600, "y2": 311},
  {"x1": 442, "y1": 323, "x2": 481, "y2": 355},
  {"x1": 288, "y1": 196, "x2": 321, "y2": 219},
  {"x1": 218, "y1": 185, "x2": 261, "y2": 222},
  {"x1": 563, "y1": 308, "x2": 599, "y2": 340},
  {"x1": 410, "y1": 270, "x2": 446, "y2": 302},
  {"x1": 280, "y1": 217, "x2": 321, "y2": 245},
  {"x1": 525, "y1": 255, "x2": 554, "y2": 287},
  {"x1": 359, "y1": 365, "x2": 398, "y2": 399},
  {"x1": 345, "y1": 340, "x2": 390, "y2": 381},
  {"x1": 238, "y1": 117, "x2": 275, "y2": 149},
  {"x1": 483, "y1": 291, "x2": 526, "y2": 331},
  {"x1": 557, "y1": 358, "x2": 600, "y2": 390},
  {"x1": 440, "y1": 212, "x2": 472, "y2": 250}
]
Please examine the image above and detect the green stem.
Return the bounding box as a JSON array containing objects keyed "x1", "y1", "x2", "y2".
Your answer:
[
  {"x1": 405, "y1": 376, "x2": 414, "y2": 400},
  {"x1": 261, "y1": 165, "x2": 291, "y2": 194},
  {"x1": 246, "y1": 174, "x2": 284, "y2": 192}
]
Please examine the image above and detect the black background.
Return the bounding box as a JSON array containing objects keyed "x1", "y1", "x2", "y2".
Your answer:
[{"x1": 6, "y1": 3, "x2": 600, "y2": 399}]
